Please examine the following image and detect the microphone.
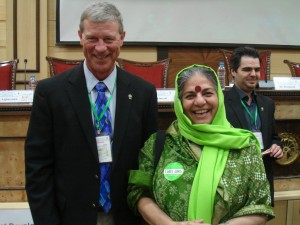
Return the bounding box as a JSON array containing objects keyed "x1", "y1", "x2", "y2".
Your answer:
[{"x1": 24, "y1": 59, "x2": 28, "y2": 90}]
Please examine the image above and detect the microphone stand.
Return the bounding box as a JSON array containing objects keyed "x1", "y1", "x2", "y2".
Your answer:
[{"x1": 24, "y1": 59, "x2": 27, "y2": 90}]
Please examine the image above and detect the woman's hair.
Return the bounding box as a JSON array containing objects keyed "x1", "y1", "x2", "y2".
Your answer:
[
  {"x1": 229, "y1": 46, "x2": 260, "y2": 72},
  {"x1": 177, "y1": 67, "x2": 218, "y2": 100},
  {"x1": 79, "y1": 2, "x2": 124, "y2": 34}
]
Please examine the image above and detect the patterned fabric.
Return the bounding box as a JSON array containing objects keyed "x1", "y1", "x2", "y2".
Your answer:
[
  {"x1": 127, "y1": 121, "x2": 274, "y2": 225},
  {"x1": 95, "y1": 82, "x2": 112, "y2": 213},
  {"x1": 173, "y1": 65, "x2": 261, "y2": 223},
  {"x1": 94, "y1": 83, "x2": 113, "y2": 136}
]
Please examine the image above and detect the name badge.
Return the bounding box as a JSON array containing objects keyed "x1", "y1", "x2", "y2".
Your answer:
[
  {"x1": 96, "y1": 135, "x2": 113, "y2": 163},
  {"x1": 253, "y1": 131, "x2": 264, "y2": 150},
  {"x1": 163, "y1": 162, "x2": 184, "y2": 181}
]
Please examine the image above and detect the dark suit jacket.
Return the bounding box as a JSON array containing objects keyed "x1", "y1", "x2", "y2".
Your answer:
[
  {"x1": 25, "y1": 65, "x2": 158, "y2": 225},
  {"x1": 224, "y1": 85, "x2": 281, "y2": 205}
]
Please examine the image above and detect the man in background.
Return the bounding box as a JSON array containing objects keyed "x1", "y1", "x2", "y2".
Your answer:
[
  {"x1": 224, "y1": 46, "x2": 283, "y2": 205},
  {"x1": 25, "y1": 2, "x2": 158, "y2": 225}
]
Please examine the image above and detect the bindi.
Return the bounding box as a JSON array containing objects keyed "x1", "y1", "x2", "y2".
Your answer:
[{"x1": 195, "y1": 85, "x2": 201, "y2": 92}]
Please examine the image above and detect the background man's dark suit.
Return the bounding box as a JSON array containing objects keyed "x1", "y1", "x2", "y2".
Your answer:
[
  {"x1": 25, "y1": 65, "x2": 158, "y2": 225},
  {"x1": 224, "y1": 86, "x2": 282, "y2": 205}
]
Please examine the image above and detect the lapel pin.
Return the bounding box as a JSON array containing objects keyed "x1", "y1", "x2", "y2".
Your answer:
[
  {"x1": 261, "y1": 107, "x2": 264, "y2": 111},
  {"x1": 128, "y1": 94, "x2": 132, "y2": 100}
]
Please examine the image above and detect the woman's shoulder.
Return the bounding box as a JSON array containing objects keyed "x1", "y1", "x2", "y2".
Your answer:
[{"x1": 228, "y1": 138, "x2": 261, "y2": 163}]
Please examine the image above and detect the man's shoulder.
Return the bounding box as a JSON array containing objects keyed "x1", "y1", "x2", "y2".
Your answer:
[
  {"x1": 256, "y1": 93, "x2": 274, "y2": 103},
  {"x1": 224, "y1": 87, "x2": 238, "y2": 101}
]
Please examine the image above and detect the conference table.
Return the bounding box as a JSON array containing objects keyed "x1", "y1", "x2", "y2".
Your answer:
[{"x1": 0, "y1": 89, "x2": 300, "y2": 225}]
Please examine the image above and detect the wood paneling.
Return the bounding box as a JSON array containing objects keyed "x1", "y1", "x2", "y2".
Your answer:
[
  {"x1": 275, "y1": 103, "x2": 300, "y2": 120},
  {"x1": 271, "y1": 50, "x2": 300, "y2": 76},
  {"x1": 0, "y1": 115, "x2": 29, "y2": 136},
  {"x1": 0, "y1": 139, "x2": 25, "y2": 187},
  {"x1": 0, "y1": 21, "x2": 6, "y2": 47},
  {"x1": 0, "y1": 0, "x2": 6, "y2": 20},
  {"x1": 167, "y1": 47, "x2": 300, "y2": 88},
  {"x1": 167, "y1": 47, "x2": 223, "y2": 88},
  {"x1": 275, "y1": 179, "x2": 300, "y2": 192},
  {"x1": 267, "y1": 200, "x2": 287, "y2": 225},
  {"x1": 15, "y1": 0, "x2": 39, "y2": 72},
  {"x1": 0, "y1": 190, "x2": 27, "y2": 202}
]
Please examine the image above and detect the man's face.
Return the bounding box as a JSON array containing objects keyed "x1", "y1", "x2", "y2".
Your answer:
[
  {"x1": 78, "y1": 19, "x2": 125, "y2": 80},
  {"x1": 231, "y1": 56, "x2": 260, "y2": 94}
]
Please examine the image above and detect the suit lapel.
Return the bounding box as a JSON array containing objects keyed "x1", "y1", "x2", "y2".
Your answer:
[
  {"x1": 256, "y1": 95, "x2": 268, "y2": 148},
  {"x1": 227, "y1": 88, "x2": 249, "y2": 129},
  {"x1": 112, "y1": 68, "x2": 133, "y2": 168},
  {"x1": 66, "y1": 65, "x2": 98, "y2": 162}
]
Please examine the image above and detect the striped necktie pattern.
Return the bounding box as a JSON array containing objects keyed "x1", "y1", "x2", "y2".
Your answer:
[{"x1": 94, "y1": 82, "x2": 112, "y2": 213}]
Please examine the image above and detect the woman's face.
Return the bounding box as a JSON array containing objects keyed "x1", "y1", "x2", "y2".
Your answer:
[{"x1": 181, "y1": 73, "x2": 219, "y2": 124}]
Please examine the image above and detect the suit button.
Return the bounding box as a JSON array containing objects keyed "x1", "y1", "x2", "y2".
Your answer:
[
  {"x1": 92, "y1": 203, "x2": 97, "y2": 208},
  {"x1": 95, "y1": 174, "x2": 99, "y2": 179}
]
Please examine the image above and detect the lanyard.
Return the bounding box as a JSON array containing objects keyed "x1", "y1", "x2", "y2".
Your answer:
[
  {"x1": 240, "y1": 100, "x2": 258, "y2": 129},
  {"x1": 89, "y1": 79, "x2": 116, "y2": 132}
]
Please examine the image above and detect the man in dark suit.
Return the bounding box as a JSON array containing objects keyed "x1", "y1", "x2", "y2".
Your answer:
[
  {"x1": 25, "y1": 2, "x2": 157, "y2": 225},
  {"x1": 224, "y1": 46, "x2": 283, "y2": 206}
]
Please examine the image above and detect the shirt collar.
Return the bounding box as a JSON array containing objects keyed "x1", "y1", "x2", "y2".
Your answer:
[
  {"x1": 84, "y1": 60, "x2": 117, "y2": 94},
  {"x1": 233, "y1": 85, "x2": 257, "y2": 102}
]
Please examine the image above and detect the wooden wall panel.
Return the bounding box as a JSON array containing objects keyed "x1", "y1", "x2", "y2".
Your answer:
[
  {"x1": 0, "y1": 115, "x2": 29, "y2": 137},
  {"x1": 167, "y1": 47, "x2": 224, "y2": 88},
  {"x1": 0, "y1": 21, "x2": 5, "y2": 47},
  {"x1": 0, "y1": 47, "x2": 6, "y2": 59},
  {"x1": 267, "y1": 200, "x2": 287, "y2": 225},
  {"x1": 286, "y1": 200, "x2": 300, "y2": 225},
  {"x1": 0, "y1": 0, "x2": 5, "y2": 20},
  {"x1": 167, "y1": 48, "x2": 300, "y2": 88},
  {"x1": 16, "y1": 0, "x2": 38, "y2": 71},
  {"x1": 271, "y1": 50, "x2": 300, "y2": 76},
  {"x1": 275, "y1": 103, "x2": 300, "y2": 120},
  {"x1": 0, "y1": 0, "x2": 6, "y2": 61},
  {"x1": 275, "y1": 179, "x2": 300, "y2": 192},
  {"x1": 48, "y1": 0, "x2": 55, "y2": 21},
  {"x1": 0, "y1": 190, "x2": 27, "y2": 202},
  {"x1": 0, "y1": 139, "x2": 25, "y2": 187}
]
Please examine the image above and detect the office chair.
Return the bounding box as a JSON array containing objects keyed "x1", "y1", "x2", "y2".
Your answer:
[
  {"x1": 46, "y1": 56, "x2": 84, "y2": 77},
  {"x1": 116, "y1": 58, "x2": 171, "y2": 88},
  {"x1": 283, "y1": 60, "x2": 300, "y2": 77},
  {"x1": 0, "y1": 59, "x2": 19, "y2": 90}
]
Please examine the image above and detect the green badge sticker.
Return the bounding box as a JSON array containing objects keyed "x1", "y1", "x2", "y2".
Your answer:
[{"x1": 163, "y1": 162, "x2": 184, "y2": 181}]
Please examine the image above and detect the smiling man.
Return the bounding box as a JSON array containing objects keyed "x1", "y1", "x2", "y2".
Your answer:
[
  {"x1": 25, "y1": 2, "x2": 158, "y2": 225},
  {"x1": 224, "y1": 46, "x2": 283, "y2": 206}
]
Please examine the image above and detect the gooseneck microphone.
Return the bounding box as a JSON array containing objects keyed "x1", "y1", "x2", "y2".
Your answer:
[{"x1": 24, "y1": 59, "x2": 28, "y2": 90}]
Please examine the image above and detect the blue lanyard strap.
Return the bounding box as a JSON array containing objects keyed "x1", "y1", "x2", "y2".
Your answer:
[{"x1": 89, "y1": 79, "x2": 116, "y2": 132}]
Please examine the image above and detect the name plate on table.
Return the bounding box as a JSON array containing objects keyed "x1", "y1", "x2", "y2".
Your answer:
[
  {"x1": 0, "y1": 209, "x2": 34, "y2": 224},
  {"x1": 0, "y1": 202, "x2": 33, "y2": 224},
  {"x1": 273, "y1": 77, "x2": 300, "y2": 90},
  {"x1": 0, "y1": 90, "x2": 34, "y2": 104},
  {"x1": 157, "y1": 88, "x2": 175, "y2": 103}
]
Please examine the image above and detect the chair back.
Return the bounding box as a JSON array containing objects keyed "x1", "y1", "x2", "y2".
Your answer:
[
  {"x1": 0, "y1": 59, "x2": 18, "y2": 90},
  {"x1": 46, "y1": 56, "x2": 84, "y2": 77},
  {"x1": 116, "y1": 58, "x2": 170, "y2": 88},
  {"x1": 219, "y1": 49, "x2": 271, "y2": 84},
  {"x1": 283, "y1": 60, "x2": 300, "y2": 77}
]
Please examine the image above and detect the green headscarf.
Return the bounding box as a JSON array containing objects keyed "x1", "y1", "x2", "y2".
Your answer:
[{"x1": 174, "y1": 64, "x2": 260, "y2": 223}]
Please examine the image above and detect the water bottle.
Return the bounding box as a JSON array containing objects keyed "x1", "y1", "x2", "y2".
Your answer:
[
  {"x1": 28, "y1": 74, "x2": 38, "y2": 91},
  {"x1": 217, "y1": 62, "x2": 226, "y2": 90}
]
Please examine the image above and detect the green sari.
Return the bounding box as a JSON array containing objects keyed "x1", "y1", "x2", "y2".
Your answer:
[
  {"x1": 127, "y1": 122, "x2": 274, "y2": 224},
  {"x1": 128, "y1": 64, "x2": 273, "y2": 224}
]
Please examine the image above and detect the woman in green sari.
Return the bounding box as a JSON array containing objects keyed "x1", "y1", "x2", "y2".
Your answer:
[{"x1": 127, "y1": 65, "x2": 274, "y2": 225}]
